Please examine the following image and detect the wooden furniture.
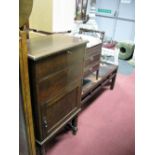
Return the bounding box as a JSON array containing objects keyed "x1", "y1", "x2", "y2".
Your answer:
[
  {"x1": 79, "y1": 28, "x2": 104, "y2": 80},
  {"x1": 82, "y1": 62, "x2": 118, "y2": 104},
  {"x1": 84, "y1": 43, "x2": 102, "y2": 80},
  {"x1": 77, "y1": 28, "x2": 118, "y2": 105},
  {"x1": 19, "y1": 31, "x2": 36, "y2": 155},
  {"x1": 28, "y1": 34, "x2": 87, "y2": 155}
]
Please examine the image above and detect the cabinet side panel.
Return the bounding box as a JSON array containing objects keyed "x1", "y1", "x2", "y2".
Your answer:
[{"x1": 28, "y1": 60, "x2": 44, "y2": 141}]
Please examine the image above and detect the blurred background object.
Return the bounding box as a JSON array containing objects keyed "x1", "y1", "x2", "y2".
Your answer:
[{"x1": 19, "y1": 0, "x2": 33, "y2": 28}]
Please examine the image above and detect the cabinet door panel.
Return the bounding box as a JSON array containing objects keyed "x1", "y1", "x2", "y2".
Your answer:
[
  {"x1": 42, "y1": 87, "x2": 81, "y2": 138},
  {"x1": 36, "y1": 46, "x2": 85, "y2": 81},
  {"x1": 38, "y1": 63, "x2": 83, "y2": 104}
]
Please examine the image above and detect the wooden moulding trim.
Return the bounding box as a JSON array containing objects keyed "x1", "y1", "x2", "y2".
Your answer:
[
  {"x1": 28, "y1": 41, "x2": 87, "y2": 61},
  {"x1": 36, "y1": 109, "x2": 81, "y2": 146},
  {"x1": 19, "y1": 31, "x2": 36, "y2": 155}
]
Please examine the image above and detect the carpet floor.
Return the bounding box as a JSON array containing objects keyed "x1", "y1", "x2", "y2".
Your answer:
[
  {"x1": 47, "y1": 72, "x2": 135, "y2": 155},
  {"x1": 118, "y1": 59, "x2": 134, "y2": 75}
]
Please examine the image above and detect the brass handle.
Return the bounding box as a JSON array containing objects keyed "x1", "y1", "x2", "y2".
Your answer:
[{"x1": 43, "y1": 117, "x2": 48, "y2": 128}]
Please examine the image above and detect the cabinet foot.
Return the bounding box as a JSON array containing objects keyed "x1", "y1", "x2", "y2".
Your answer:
[
  {"x1": 37, "y1": 145, "x2": 46, "y2": 155},
  {"x1": 110, "y1": 74, "x2": 116, "y2": 90},
  {"x1": 96, "y1": 70, "x2": 99, "y2": 80},
  {"x1": 72, "y1": 116, "x2": 78, "y2": 135},
  {"x1": 68, "y1": 123, "x2": 78, "y2": 135},
  {"x1": 67, "y1": 116, "x2": 78, "y2": 135}
]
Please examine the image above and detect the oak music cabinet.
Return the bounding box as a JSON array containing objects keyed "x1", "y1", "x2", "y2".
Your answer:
[{"x1": 28, "y1": 34, "x2": 87, "y2": 155}]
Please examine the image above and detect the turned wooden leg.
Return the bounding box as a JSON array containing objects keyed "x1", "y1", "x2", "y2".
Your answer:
[
  {"x1": 67, "y1": 116, "x2": 78, "y2": 135},
  {"x1": 96, "y1": 70, "x2": 99, "y2": 80},
  {"x1": 37, "y1": 145, "x2": 46, "y2": 155},
  {"x1": 110, "y1": 74, "x2": 117, "y2": 90},
  {"x1": 71, "y1": 116, "x2": 78, "y2": 135}
]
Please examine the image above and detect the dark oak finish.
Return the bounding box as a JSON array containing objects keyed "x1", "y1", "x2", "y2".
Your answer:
[
  {"x1": 110, "y1": 73, "x2": 117, "y2": 90},
  {"x1": 79, "y1": 27, "x2": 104, "y2": 80},
  {"x1": 28, "y1": 34, "x2": 86, "y2": 154},
  {"x1": 84, "y1": 44, "x2": 102, "y2": 79}
]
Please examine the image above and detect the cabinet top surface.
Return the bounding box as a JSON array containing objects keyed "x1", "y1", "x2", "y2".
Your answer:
[{"x1": 27, "y1": 34, "x2": 87, "y2": 61}]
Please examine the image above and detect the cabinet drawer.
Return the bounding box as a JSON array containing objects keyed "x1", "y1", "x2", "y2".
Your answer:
[
  {"x1": 84, "y1": 54, "x2": 100, "y2": 68},
  {"x1": 84, "y1": 64, "x2": 100, "y2": 77},
  {"x1": 37, "y1": 64, "x2": 83, "y2": 104},
  {"x1": 42, "y1": 87, "x2": 81, "y2": 138},
  {"x1": 85, "y1": 44, "x2": 102, "y2": 58},
  {"x1": 36, "y1": 45, "x2": 85, "y2": 81}
]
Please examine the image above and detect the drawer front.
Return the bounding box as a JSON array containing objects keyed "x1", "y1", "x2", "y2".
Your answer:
[
  {"x1": 37, "y1": 63, "x2": 83, "y2": 104},
  {"x1": 41, "y1": 87, "x2": 81, "y2": 138},
  {"x1": 84, "y1": 63, "x2": 100, "y2": 77},
  {"x1": 36, "y1": 45, "x2": 85, "y2": 81},
  {"x1": 85, "y1": 44, "x2": 102, "y2": 58},
  {"x1": 84, "y1": 54, "x2": 100, "y2": 68}
]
